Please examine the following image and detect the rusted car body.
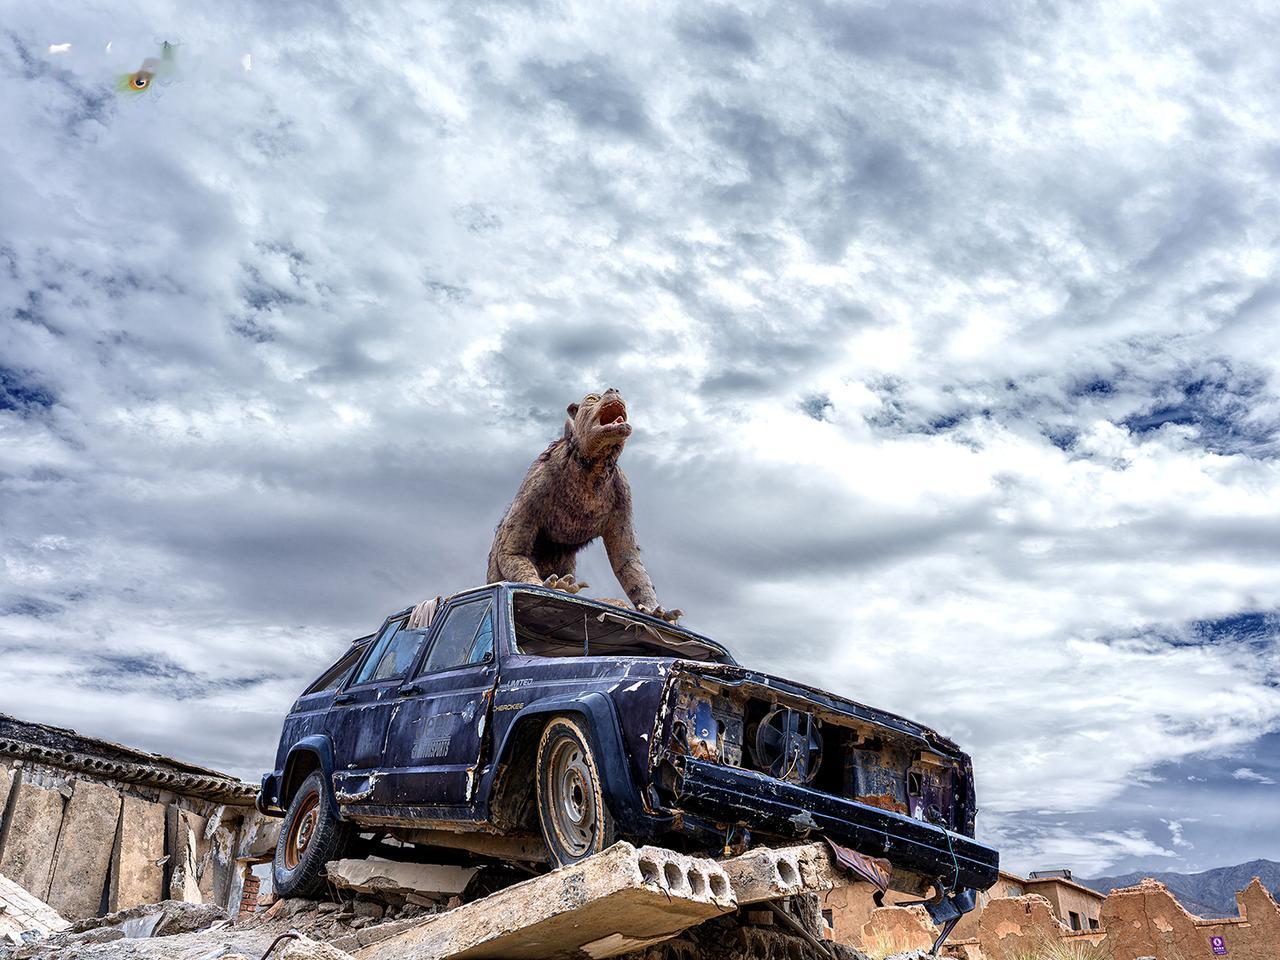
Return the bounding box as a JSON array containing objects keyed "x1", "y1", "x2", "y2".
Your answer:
[{"x1": 259, "y1": 583, "x2": 997, "y2": 918}]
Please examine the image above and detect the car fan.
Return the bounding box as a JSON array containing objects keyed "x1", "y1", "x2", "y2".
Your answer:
[{"x1": 753, "y1": 707, "x2": 822, "y2": 784}]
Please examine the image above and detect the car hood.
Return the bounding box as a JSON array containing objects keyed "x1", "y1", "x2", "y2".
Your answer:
[
  {"x1": 664, "y1": 659, "x2": 964, "y2": 758},
  {"x1": 502, "y1": 654, "x2": 962, "y2": 758}
]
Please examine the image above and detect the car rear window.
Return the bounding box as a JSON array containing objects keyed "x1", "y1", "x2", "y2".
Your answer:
[{"x1": 511, "y1": 592, "x2": 729, "y2": 662}]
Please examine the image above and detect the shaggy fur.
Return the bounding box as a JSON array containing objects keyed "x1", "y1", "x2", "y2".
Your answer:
[{"x1": 487, "y1": 388, "x2": 680, "y2": 621}]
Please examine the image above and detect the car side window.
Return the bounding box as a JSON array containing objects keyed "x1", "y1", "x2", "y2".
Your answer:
[
  {"x1": 420, "y1": 601, "x2": 493, "y2": 675},
  {"x1": 352, "y1": 618, "x2": 420, "y2": 685}
]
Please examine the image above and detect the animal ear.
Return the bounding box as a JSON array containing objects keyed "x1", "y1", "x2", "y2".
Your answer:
[{"x1": 566, "y1": 402, "x2": 580, "y2": 418}]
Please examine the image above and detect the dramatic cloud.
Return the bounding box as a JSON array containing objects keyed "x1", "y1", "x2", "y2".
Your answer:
[{"x1": 2, "y1": 0, "x2": 1278, "y2": 876}]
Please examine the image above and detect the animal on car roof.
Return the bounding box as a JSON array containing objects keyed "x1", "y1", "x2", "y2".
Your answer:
[{"x1": 487, "y1": 388, "x2": 682, "y2": 622}]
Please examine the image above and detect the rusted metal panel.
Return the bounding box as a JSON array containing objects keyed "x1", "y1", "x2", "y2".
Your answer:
[{"x1": 825, "y1": 837, "x2": 892, "y2": 897}]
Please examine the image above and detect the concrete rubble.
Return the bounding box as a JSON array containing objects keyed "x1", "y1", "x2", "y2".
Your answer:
[
  {"x1": 720, "y1": 842, "x2": 848, "y2": 905},
  {"x1": 0, "y1": 873, "x2": 69, "y2": 945},
  {"x1": 359, "y1": 842, "x2": 737, "y2": 960},
  {"x1": 0, "y1": 844, "x2": 871, "y2": 960},
  {"x1": 7, "y1": 900, "x2": 230, "y2": 956},
  {"x1": 326, "y1": 860, "x2": 476, "y2": 903}
]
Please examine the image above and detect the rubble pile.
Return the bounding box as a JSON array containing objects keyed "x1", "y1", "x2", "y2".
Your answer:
[{"x1": 0, "y1": 840, "x2": 882, "y2": 960}]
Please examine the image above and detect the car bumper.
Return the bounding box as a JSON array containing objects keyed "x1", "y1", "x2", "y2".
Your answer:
[
  {"x1": 256, "y1": 771, "x2": 285, "y2": 817},
  {"x1": 672, "y1": 758, "x2": 999, "y2": 891}
]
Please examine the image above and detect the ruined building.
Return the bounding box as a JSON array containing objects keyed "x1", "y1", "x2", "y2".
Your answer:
[{"x1": 0, "y1": 714, "x2": 275, "y2": 923}]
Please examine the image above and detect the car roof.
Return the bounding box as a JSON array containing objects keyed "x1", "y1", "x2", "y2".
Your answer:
[{"x1": 382, "y1": 582, "x2": 737, "y2": 662}]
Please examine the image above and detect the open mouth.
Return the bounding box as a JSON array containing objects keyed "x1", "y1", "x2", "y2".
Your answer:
[{"x1": 596, "y1": 398, "x2": 628, "y2": 427}]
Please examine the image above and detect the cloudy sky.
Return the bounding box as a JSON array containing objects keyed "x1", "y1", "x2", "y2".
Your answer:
[{"x1": 3, "y1": 0, "x2": 1278, "y2": 880}]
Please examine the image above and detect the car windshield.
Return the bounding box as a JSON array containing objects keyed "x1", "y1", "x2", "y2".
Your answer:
[{"x1": 511, "y1": 591, "x2": 730, "y2": 662}]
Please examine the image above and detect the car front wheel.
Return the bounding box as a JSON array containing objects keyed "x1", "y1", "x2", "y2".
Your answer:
[
  {"x1": 535, "y1": 716, "x2": 617, "y2": 867},
  {"x1": 272, "y1": 770, "x2": 351, "y2": 897}
]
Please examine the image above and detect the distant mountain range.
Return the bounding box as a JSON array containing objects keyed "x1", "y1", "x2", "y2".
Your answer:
[{"x1": 1080, "y1": 859, "x2": 1280, "y2": 918}]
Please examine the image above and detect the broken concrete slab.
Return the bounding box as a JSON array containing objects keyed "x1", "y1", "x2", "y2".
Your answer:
[
  {"x1": 110, "y1": 794, "x2": 166, "y2": 911},
  {"x1": 358, "y1": 842, "x2": 736, "y2": 960},
  {"x1": 24, "y1": 900, "x2": 229, "y2": 956},
  {"x1": 181, "y1": 808, "x2": 215, "y2": 902},
  {"x1": 281, "y1": 933, "x2": 357, "y2": 959},
  {"x1": 46, "y1": 779, "x2": 122, "y2": 919},
  {"x1": 201, "y1": 806, "x2": 239, "y2": 908},
  {"x1": 168, "y1": 807, "x2": 204, "y2": 904},
  {"x1": 0, "y1": 782, "x2": 64, "y2": 900},
  {"x1": 720, "y1": 843, "x2": 851, "y2": 905},
  {"x1": 236, "y1": 814, "x2": 281, "y2": 861},
  {"x1": 326, "y1": 859, "x2": 477, "y2": 900},
  {"x1": 330, "y1": 916, "x2": 443, "y2": 953},
  {"x1": 70, "y1": 899, "x2": 226, "y2": 938},
  {"x1": 0, "y1": 872, "x2": 70, "y2": 945}
]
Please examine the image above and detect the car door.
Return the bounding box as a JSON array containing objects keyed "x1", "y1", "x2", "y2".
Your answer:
[
  {"x1": 379, "y1": 594, "x2": 500, "y2": 808},
  {"x1": 325, "y1": 612, "x2": 428, "y2": 805}
]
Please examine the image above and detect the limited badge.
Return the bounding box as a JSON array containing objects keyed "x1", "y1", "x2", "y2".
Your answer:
[{"x1": 1210, "y1": 935, "x2": 1228, "y2": 955}]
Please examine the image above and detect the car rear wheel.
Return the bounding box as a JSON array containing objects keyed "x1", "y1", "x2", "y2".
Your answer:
[
  {"x1": 535, "y1": 717, "x2": 616, "y2": 867},
  {"x1": 273, "y1": 770, "x2": 351, "y2": 897}
]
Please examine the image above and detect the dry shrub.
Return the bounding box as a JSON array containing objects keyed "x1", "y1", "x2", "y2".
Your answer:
[
  {"x1": 862, "y1": 926, "x2": 927, "y2": 960},
  {"x1": 1006, "y1": 934, "x2": 1109, "y2": 960}
]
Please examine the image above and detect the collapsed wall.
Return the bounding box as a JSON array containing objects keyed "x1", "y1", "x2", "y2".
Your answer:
[
  {"x1": 1100, "y1": 877, "x2": 1280, "y2": 960},
  {"x1": 0, "y1": 713, "x2": 277, "y2": 924},
  {"x1": 846, "y1": 880, "x2": 1280, "y2": 960}
]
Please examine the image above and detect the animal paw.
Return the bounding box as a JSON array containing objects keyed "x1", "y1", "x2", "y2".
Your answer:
[
  {"x1": 544, "y1": 574, "x2": 588, "y2": 594},
  {"x1": 639, "y1": 605, "x2": 683, "y2": 623}
]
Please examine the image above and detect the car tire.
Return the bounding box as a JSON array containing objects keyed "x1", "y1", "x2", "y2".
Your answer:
[
  {"x1": 272, "y1": 770, "x2": 351, "y2": 898},
  {"x1": 535, "y1": 716, "x2": 617, "y2": 867}
]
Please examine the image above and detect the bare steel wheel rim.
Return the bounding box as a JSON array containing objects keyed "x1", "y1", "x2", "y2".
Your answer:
[
  {"x1": 547, "y1": 736, "x2": 596, "y2": 858},
  {"x1": 285, "y1": 791, "x2": 320, "y2": 870}
]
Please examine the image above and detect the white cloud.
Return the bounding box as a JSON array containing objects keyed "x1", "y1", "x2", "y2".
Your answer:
[
  {"x1": 995, "y1": 826, "x2": 1179, "y2": 878},
  {"x1": 1231, "y1": 768, "x2": 1276, "y2": 785},
  {"x1": 1162, "y1": 819, "x2": 1192, "y2": 849}
]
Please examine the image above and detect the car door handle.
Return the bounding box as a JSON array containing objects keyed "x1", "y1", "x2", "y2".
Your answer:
[{"x1": 333, "y1": 692, "x2": 355, "y2": 705}]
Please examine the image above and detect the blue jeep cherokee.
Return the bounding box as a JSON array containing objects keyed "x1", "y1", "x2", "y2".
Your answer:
[{"x1": 258, "y1": 583, "x2": 998, "y2": 919}]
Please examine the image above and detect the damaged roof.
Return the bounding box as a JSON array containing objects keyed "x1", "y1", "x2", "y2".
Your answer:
[{"x1": 0, "y1": 713, "x2": 256, "y2": 805}]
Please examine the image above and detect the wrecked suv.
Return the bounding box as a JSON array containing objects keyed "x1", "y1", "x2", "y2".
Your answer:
[{"x1": 258, "y1": 583, "x2": 998, "y2": 921}]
